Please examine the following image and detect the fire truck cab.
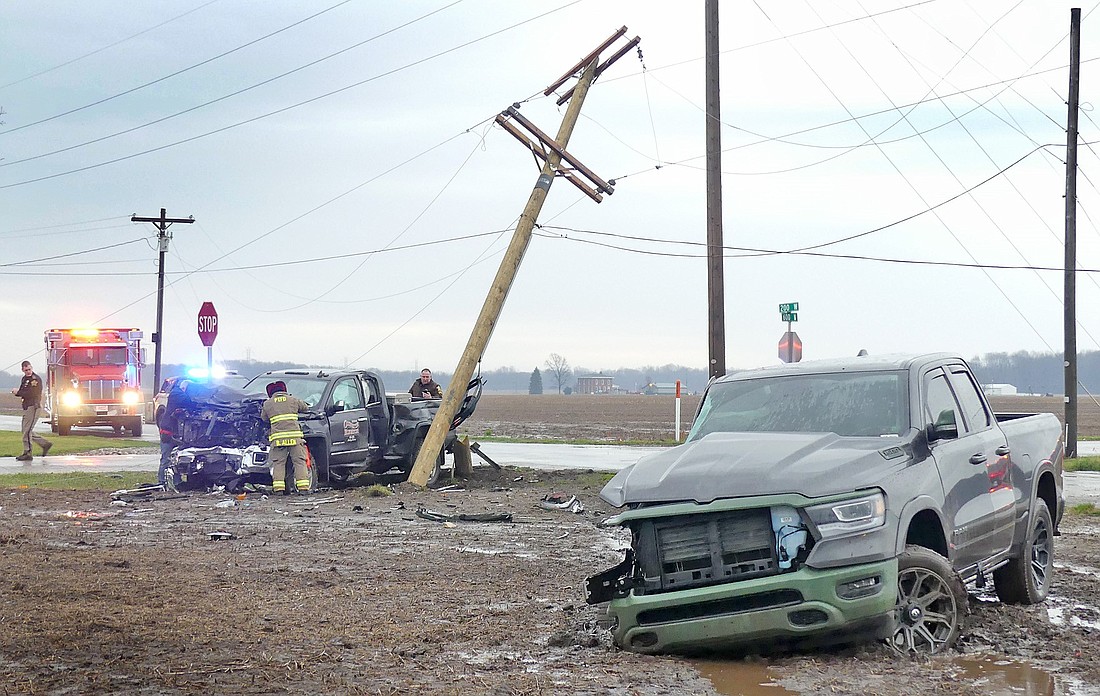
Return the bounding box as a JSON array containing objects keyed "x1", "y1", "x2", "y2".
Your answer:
[{"x1": 44, "y1": 328, "x2": 146, "y2": 436}]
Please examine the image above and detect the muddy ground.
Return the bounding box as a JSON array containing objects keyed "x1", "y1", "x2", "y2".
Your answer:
[{"x1": 1, "y1": 464, "x2": 1098, "y2": 696}]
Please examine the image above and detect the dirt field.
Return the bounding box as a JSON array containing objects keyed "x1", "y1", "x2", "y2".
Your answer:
[{"x1": 1, "y1": 392, "x2": 1099, "y2": 695}]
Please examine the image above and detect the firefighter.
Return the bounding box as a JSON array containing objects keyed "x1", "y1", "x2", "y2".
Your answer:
[
  {"x1": 261, "y1": 380, "x2": 312, "y2": 495},
  {"x1": 11, "y1": 361, "x2": 52, "y2": 461}
]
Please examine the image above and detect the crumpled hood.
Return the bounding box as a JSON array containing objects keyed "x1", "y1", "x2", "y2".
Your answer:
[{"x1": 600, "y1": 431, "x2": 911, "y2": 507}]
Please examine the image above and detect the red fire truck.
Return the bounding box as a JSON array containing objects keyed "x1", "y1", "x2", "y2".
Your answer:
[{"x1": 44, "y1": 328, "x2": 146, "y2": 436}]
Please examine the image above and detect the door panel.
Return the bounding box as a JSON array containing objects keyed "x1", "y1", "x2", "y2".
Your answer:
[{"x1": 326, "y1": 377, "x2": 372, "y2": 465}]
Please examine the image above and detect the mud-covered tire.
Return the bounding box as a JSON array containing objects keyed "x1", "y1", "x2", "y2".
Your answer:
[
  {"x1": 412, "y1": 436, "x2": 446, "y2": 487},
  {"x1": 888, "y1": 545, "x2": 967, "y2": 655},
  {"x1": 993, "y1": 499, "x2": 1054, "y2": 604}
]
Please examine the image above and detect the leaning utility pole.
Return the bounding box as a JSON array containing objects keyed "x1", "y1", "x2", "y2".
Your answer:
[
  {"x1": 705, "y1": 0, "x2": 725, "y2": 379},
  {"x1": 408, "y1": 30, "x2": 637, "y2": 487},
  {"x1": 131, "y1": 208, "x2": 194, "y2": 394},
  {"x1": 1064, "y1": 7, "x2": 1081, "y2": 458}
]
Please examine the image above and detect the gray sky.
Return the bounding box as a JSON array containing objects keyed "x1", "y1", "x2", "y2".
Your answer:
[{"x1": 1, "y1": 0, "x2": 1097, "y2": 376}]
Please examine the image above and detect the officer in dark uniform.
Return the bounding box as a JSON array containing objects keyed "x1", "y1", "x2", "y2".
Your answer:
[
  {"x1": 409, "y1": 368, "x2": 444, "y2": 401},
  {"x1": 11, "y1": 360, "x2": 52, "y2": 461}
]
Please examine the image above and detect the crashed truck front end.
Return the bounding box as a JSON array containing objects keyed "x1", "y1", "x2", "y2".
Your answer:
[{"x1": 587, "y1": 366, "x2": 916, "y2": 654}]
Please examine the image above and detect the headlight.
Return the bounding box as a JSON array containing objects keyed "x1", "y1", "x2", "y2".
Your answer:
[
  {"x1": 61, "y1": 391, "x2": 82, "y2": 407},
  {"x1": 122, "y1": 390, "x2": 140, "y2": 405},
  {"x1": 805, "y1": 491, "x2": 886, "y2": 538}
]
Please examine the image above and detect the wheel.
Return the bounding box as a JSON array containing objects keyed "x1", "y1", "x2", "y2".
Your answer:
[
  {"x1": 155, "y1": 407, "x2": 164, "y2": 427},
  {"x1": 57, "y1": 418, "x2": 73, "y2": 436},
  {"x1": 888, "y1": 545, "x2": 967, "y2": 655},
  {"x1": 412, "y1": 435, "x2": 446, "y2": 487},
  {"x1": 113, "y1": 425, "x2": 123, "y2": 435},
  {"x1": 993, "y1": 499, "x2": 1054, "y2": 604},
  {"x1": 129, "y1": 419, "x2": 143, "y2": 437}
]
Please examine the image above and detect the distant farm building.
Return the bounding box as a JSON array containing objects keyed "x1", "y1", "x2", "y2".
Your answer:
[
  {"x1": 983, "y1": 383, "x2": 1018, "y2": 396},
  {"x1": 643, "y1": 382, "x2": 680, "y2": 396},
  {"x1": 576, "y1": 374, "x2": 614, "y2": 394}
]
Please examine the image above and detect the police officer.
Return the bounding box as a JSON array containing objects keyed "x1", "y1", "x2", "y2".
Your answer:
[
  {"x1": 409, "y1": 368, "x2": 443, "y2": 401},
  {"x1": 260, "y1": 381, "x2": 312, "y2": 495},
  {"x1": 11, "y1": 360, "x2": 52, "y2": 461}
]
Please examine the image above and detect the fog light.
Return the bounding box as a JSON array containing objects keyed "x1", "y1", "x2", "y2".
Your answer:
[
  {"x1": 837, "y1": 575, "x2": 883, "y2": 600},
  {"x1": 631, "y1": 632, "x2": 659, "y2": 648},
  {"x1": 789, "y1": 609, "x2": 828, "y2": 626}
]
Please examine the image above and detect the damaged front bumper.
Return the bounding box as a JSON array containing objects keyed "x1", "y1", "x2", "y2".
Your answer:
[
  {"x1": 168, "y1": 445, "x2": 272, "y2": 490},
  {"x1": 601, "y1": 557, "x2": 898, "y2": 654}
]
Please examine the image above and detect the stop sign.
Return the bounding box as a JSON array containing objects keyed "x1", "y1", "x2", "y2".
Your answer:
[
  {"x1": 197, "y1": 301, "x2": 219, "y2": 347},
  {"x1": 779, "y1": 331, "x2": 802, "y2": 363}
]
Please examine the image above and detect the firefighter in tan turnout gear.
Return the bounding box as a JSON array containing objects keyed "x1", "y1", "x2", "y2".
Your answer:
[{"x1": 261, "y1": 381, "x2": 312, "y2": 495}]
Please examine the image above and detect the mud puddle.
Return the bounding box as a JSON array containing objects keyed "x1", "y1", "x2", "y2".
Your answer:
[{"x1": 693, "y1": 655, "x2": 1087, "y2": 696}]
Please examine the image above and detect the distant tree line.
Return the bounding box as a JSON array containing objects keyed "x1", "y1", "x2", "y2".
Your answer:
[{"x1": 3, "y1": 350, "x2": 1087, "y2": 396}]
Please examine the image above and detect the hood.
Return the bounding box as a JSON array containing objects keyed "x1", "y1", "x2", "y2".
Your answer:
[
  {"x1": 599, "y1": 431, "x2": 912, "y2": 507},
  {"x1": 171, "y1": 383, "x2": 268, "y2": 449}
]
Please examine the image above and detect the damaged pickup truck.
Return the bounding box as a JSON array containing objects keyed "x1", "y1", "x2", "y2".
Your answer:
[
  {"x1": 588, "y1": 353, "x2": 1063, "y2": 656},
  {"x1": 163, "y1": 368, "x2": 481, "y2": 491}
]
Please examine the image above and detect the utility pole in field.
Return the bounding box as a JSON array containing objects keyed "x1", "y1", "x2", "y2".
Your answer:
[
  {"x1": 1064, "y1": 7, "x2": 1081, "y2": 458},
  {"x1": 705, "y1": 0, "x2": 725, "y2": 379},
  {"x1": 407, "y1": 30, "x2": 639, "y2": 487},
  {"x1": 131, "y1": 208, "x2": 194, "y2": 394}
]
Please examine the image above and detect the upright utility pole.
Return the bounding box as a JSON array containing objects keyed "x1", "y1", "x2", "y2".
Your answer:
[
  {"x1": 705, "y1": 0, "x2": 725, "y2": 379},
  {"x1": 1064, "y1": 8, "x2": 1081, "y2": 458},
  {"x1": 407, "y1": 65, "x2": 604, "y2": 487},
  {"x1": 131, "y1": 208, "x2": 194, "y2": 394}
]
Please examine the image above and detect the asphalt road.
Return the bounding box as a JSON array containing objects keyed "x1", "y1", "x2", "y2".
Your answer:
[{"x1": 1, "y1": 416, "x2": 1097, "y2": 505}]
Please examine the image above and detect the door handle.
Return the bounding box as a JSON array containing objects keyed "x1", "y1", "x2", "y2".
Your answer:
[
  {"x1": 995, "y1": 445, "x2": 1011, "y2": 456},
  {"x1": 969, "y1": 453, "x2": 987, "y2": 465},
  {"x1": 357, "y1": 417, "x2": 370, "y2": 422}
]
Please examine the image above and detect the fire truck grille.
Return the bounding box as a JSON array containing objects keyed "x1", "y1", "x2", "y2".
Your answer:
[{"x1": 83, "y1": 380, "x2": 124, "y2": 401}]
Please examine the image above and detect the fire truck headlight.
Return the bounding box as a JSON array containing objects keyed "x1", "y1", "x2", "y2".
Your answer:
[
  {"x1": 122, "y1": 390, "x2": 140, "y2": 405},
  {"x1": 61, "y1": 391, "x2": 82, "y2": 408}
]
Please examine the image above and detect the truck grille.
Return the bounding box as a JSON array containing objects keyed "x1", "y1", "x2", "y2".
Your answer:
[
  {"x1": 633, "y1": 508, "x2": 778, "y2": 594},
  {"x1": 81, "y1": 379, "x2": 124, "y2": 401}
]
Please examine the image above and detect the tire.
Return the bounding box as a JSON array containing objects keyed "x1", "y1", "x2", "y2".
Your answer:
[
  {"x1": 888, "y1": 545, "x2": 967, "y2": 655},
  {"x1": 993, "y1": 499, "x2": 1054, "y2": 604},
  {"x1": 129, "y1": 418, "x2": 143, "y2": 438},
  {"x1": 57, "y1": 418, "x2": 73, "y2": 436},
  {"x1": 412, "y1": 435, "x2": 446, "y2": 487},
  {"x1": 113, "y1": 425, "x2": 123, "y2": 435}
]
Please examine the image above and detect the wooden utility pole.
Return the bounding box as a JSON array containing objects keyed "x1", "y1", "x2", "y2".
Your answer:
[
  {"x1": 705, "y1": 0, "x2": 725, "y2": 379},
  {"x1": 131, "y1": 208, "x2": 194, "y2": 394},
  {"x1": 1064, "y1": 7, "x2": 1081, "y2": 458},
  {"x1": 407, "y1": 65, "x2": 607, "y2": 487}
]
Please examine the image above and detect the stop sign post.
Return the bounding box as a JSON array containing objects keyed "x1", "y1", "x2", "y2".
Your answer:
[{"x1": 197, "y1": 302, "x2": 218, "y2": 381}]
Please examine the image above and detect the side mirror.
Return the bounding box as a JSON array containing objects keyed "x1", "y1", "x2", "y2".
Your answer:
[
  {"x1": 325, "y1": 401, "x2": 346, "y2": 416},
  {"x1": 927, "y1": 409, "x2": 959, "y2": 442}
]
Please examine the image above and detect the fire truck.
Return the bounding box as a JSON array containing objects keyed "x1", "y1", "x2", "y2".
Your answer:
[{"x1": 44, "y1": 328, "x2": 147, "y2": 436}]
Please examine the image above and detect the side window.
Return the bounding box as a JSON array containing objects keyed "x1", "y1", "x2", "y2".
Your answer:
[
  {"x1": 360, "y1": 377, "x2": 379, "y2": 404},
  {"x1": 948, "y1": 367, "x2": 990, "y2": 432},
  {"x1": 330, "y1": 378, "x2": 364, "y2": 409},
  {"x1": 925, "y1": 371, "x2": 963, "y2": 436}
]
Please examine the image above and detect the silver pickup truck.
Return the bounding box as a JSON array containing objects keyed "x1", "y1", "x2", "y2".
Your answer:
[{"x1": 587, "y1": 353, "x2": 1064, "y2": 655}]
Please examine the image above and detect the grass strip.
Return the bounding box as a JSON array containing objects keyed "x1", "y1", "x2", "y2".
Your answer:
[
  {"x1": 0, "y1": 471, "x2": 154, "y2": 490},
  {"x1": 1066, "y1": 456, "x2": 1100, "y2": 472},
  {"x1": 0, "y1": 430, "x2": 149, "y2": 458},
  {"x1": 1069, "y1": 503, "x2": 1100, "y2": 516}
]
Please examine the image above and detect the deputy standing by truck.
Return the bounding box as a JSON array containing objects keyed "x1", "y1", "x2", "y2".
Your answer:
[
  {"x1": 12, "y1": 360, "x2": 52, "y2": 461},
  {"x1": 261, "y1": 381, "x2": 312, "y2": 495}
]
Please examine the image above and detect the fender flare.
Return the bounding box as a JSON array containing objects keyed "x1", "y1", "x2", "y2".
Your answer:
[{"x1": 894, "y1": 495, "x2": 951, "y2": 558}]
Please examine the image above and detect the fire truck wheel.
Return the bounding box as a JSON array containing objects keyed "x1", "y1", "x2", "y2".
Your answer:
[
  {"x1": 129, "y1": 419, "x2": 143, "y2": 437},
  {"x1": 57, "y1": 418, "x2": 73, "y2": 436},
  {"x1": 113, "y1": 425, "x2": 123, "y2": 435}
]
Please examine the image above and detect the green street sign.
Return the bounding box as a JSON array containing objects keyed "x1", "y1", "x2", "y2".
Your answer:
[
  {"x1": 779, "y1": 302, "x2": 799, "y2": 313},
  {"x1": 782, "y1": 312, "x2": 798, "y2": 322}
]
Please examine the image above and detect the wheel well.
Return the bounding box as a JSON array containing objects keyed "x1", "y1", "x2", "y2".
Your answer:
[
  {"x1": 1036, "y1": 471, "x2": 1058, "y2": 527},
  {"x1": 904, "y1": 509, "x2": 949, "y2": 557}
]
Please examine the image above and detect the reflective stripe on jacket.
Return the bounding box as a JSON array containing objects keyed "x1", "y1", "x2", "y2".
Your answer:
[{"x1": 261, "y1": 392, "x2": 310, "y2": 447}]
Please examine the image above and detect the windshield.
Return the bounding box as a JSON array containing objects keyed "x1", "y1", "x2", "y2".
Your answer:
[
  {"x1": 243, "y1": 375, "x2": 327, "y2": 407},
  {"x1": 68, "y1": 347, "x2": 128, "y2": 366},
  {"x1": 687, "y1": 370, "x2": 908, "y2": 440}
]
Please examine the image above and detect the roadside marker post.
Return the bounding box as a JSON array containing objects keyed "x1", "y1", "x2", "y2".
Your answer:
[{"x1": 675, "y1": 380, "x2": 682, "y2": 441}]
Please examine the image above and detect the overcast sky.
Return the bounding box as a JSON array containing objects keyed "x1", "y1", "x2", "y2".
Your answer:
[{"x1": 2, "y1": 0, "x2": 1098, "y2": 377}]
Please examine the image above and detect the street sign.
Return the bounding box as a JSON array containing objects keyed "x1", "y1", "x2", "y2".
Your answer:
[
  {"x1": 779, "y1": 331, "x2": 802, "y2": 363},
  {"x1": 779, "y1": 302, "x2": 799, "y2": 313},
  {"x1": 197, "y1": 302, "x2": 219, "y2": 347},
  {"x1": 781, "y1": 312, "x2": 798, "y2": 323}
]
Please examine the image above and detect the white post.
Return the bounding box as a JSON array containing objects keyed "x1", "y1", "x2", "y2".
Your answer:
[{"x1": 675, "y1": 379, "x2": 682, "y2": 441}]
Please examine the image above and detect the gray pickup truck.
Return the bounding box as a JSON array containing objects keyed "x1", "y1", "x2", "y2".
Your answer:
[{"x1": 587, "y1": 353, "x2": 1064, "y2": 656}]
